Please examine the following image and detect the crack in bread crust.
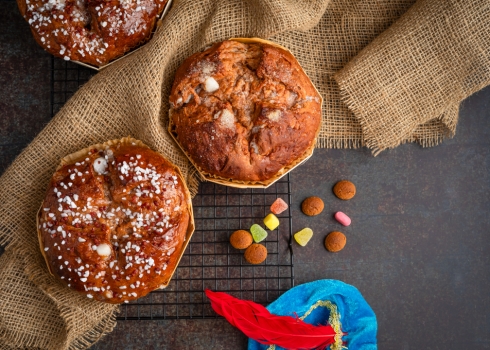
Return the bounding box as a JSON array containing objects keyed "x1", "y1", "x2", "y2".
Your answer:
[{"x1": 169, "y1": 40, "x2": 322, "y2": 182}]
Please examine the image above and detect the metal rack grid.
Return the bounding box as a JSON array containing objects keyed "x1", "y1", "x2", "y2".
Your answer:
[
  {"x1": 51, "y1": 57, "x2": 295, "y2": 320},
  {"x1": 51, "y1": 57, "x2": 96, "y2": 116}
]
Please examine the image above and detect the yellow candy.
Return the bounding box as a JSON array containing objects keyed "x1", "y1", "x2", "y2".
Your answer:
[
  {"x1": 263, "y1": 213, "x2": 280, "y2": 230},
  {"x1": 294, "y1": 228, "x2": 313, "y2": 247}
]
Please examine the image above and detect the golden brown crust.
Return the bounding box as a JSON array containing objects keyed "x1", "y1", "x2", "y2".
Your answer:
[
  {"x1": 229, "y1": 230, "x2": 253, "y2": 250},
  {"x1": 17, "y1": 0, "x2": 168, "y2": 67},
  {"x1": 301, "y1": 196, "x2": 324, "y2": 216},
  {"x1": 169, "y1": 40, "x2": 322, "y2": 182},
  {"x1": 38, "y1": 138, "x2": 192, "y2": 303},
  {"x1": 333, "y1": 180, "x2": 356, "y2": 200},
  {"x1": 244, "y1": 243, "x2": 267, "y2": 264},
  {"x1": 325, "y1": 231, "x2": 346, "y2": 252},
  {"x1": 17, "y1": 0, "x2": 27, "y2": 16}
]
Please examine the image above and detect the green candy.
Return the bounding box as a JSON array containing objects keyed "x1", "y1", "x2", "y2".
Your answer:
[{"x1": 250, "y1": 224, "x2": 268, "y2": 243}]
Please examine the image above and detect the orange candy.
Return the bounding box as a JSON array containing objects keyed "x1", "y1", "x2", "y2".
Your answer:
[{"x1": 270, "y1": 198, "x2": 288, "y2": 215}]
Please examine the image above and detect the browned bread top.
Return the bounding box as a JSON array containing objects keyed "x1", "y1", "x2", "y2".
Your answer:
[
  {"x1": 17, "y1": 0, "x2": 168, "y2": 66},
  {"x1": 38, "y1": 138, "x2": 192, "y2": 303},
  {"x1": 169, "y1": 40, "x2": 322, "y2": 182}
]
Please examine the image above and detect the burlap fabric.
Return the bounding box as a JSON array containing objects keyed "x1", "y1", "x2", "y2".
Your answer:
[
  {"x1": 334, "y1": 0, "x2": 490, "y2": 154},
  {"x1": 1, "y1": 0, "x2": 489, "y2": 348}
]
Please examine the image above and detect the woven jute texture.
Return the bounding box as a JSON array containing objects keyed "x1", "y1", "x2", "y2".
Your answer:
[
  {"x1": 334, "y1": 0, "x2": 490, "y2": 154},
  {"x1": 1, "y1": 0, "x2": 489, "y2": 348}
]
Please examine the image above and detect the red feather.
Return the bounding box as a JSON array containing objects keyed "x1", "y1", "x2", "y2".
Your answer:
[{"x1": 205, "y1": 289, "x2": 337, "y2": 350}]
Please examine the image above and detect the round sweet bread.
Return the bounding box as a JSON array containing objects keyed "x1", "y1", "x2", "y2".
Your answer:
[
  {"x1": 169, "y1": 39, "x2": 322, "y2": 183},
  {"x1": 37, "y1": 138, "x2": 193, "y2": 303},
  {"x1": 17, "y1": 0, "x2": 168, "y2": 66}
]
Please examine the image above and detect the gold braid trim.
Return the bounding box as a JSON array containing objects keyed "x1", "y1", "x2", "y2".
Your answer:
[{"x1": 266, "y1": 300, "x2": 346, "y2": 350}]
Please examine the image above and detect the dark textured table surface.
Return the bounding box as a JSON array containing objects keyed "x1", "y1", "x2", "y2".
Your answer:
[{"x1": 2, "y1": 2, "x2": 490, "y2": 349}]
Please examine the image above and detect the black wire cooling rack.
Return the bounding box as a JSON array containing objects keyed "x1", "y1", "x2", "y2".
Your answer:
[{"x1": 51, "y1": 57, "x2": 295, "y2": 320}]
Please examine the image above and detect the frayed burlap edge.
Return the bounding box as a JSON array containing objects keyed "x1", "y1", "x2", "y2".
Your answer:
[{"x1": 334, "y1": 0, "x2": 490, "y2": 154}]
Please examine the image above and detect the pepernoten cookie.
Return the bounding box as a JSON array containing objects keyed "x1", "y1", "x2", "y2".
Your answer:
[
  {"x1": 244, "y1": 243, "x2": 268, "y2": 264},
  {"x1": 333, "y1": 180, "x2": 356, "y2": 200},
  {"x1": 301, "y1": 196, "x2": 324, "y2": 216},
  {"x1": 325, "y1": 231, "x2": 346, "y2": 252},
  {"x1": 230, "y1": 230, "x2": 253, "y2": 250}
]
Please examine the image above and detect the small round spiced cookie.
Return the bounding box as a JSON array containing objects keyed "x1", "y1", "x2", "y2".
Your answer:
[
  {"x1": 325, "y1": 231, "x2": 346, "y2": 252},
  {"x1": 244, "y1": 244, "x2": 268, "y2": 264},
  {"x1": 230, "y1": 230, "x2": 253, "y2": 250},
  {"x1": 301, "y1": 196, "x2": 324, "y2": 216},
  {"x1": 333, "y1": 180, "x2": 356, "y2": 200}
]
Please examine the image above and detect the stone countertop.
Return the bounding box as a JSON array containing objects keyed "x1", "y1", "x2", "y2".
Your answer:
[{"x1": 1, "y1": 1, "x2": 490, "y2": 349}]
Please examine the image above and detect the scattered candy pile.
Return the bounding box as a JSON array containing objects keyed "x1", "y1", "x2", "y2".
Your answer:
[
  {"x1": 228, "y1": 199, "x2": 289, "y2": 264},
  {"x1": 295, "y1": 180, "x2": 356, "y2": 253},
  {"x1": 228, "y1": 179, "x2": 356, "y2": 261}
]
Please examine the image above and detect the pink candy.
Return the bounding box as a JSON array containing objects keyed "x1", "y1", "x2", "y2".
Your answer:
[
  {"x1": 270, "y1": 198, "x2": 288, "y2": 215},
  {"x1": 334, "y1": 211, "x2": 351, "y2": 226}
]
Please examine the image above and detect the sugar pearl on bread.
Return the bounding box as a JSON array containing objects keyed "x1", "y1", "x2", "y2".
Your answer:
[
  {"x1": 96, "y1": 243, "x2": 111, "y2": 258},
  {"x1": 204, "y1": 77, "x2": 219, "y2": 92},
  {"x1": 93, "y1": 157, "x2": 108, "y2": 174}
]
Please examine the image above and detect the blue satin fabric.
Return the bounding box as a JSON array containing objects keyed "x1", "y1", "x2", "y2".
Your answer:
[{"x1": 248, "y1": 280, "x2": 377, "y2": 350}]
